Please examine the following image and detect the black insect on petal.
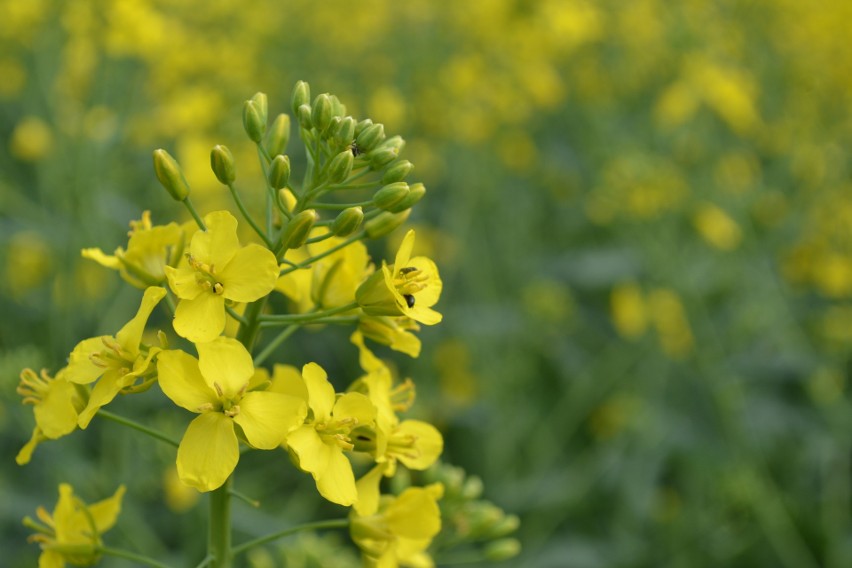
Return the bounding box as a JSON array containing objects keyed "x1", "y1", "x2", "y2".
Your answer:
[{"x1": 403, "y1": 294, "x2": 416, "y2": 308}]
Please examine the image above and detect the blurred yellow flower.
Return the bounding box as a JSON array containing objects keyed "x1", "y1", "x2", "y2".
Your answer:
[
  {"x1": 693, "y1": 202, "x2": 742, "y2": 251},
  {"x1": 610, "y1": 282, "x2": 648, "y2": 340},
  {"x1": 648, "y1": 289, "x2": 694, "y2": 359},
  {"x1": 10, "y1": 116, "x2": 53, "y2": 161}
]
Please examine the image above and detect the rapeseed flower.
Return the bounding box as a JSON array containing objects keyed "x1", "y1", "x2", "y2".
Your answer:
[
  {"x1": 165, "y1": 210, "x2": 278, "y2": 342},
  {"x1": 158, "y1": 337, "x2": 306, "y2": 491}
]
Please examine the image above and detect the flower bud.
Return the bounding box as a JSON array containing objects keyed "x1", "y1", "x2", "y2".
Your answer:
[
  {"x1": 484, "y1": 539, "x2": 521, "y2": 562},
  {"x1": 266, "y1": 113, "x2": 291, "y2": 156},
  {"x1": 152, "y1": 149, "x2": 190, "y2": 201},
  {"x1": 291, "y1": 81, "x2": 310, "y2": 116},
  {"x1": 278, "y1": 188, "x2": 297, "y2": 212},
  {"x1": 368, "y1": 146, "x2": 399, "y2": 169},
  {"x1": 392, "y1": 182, "x2": 425, "y2": 211},
  {"x1": 331, "y1": 206, "x2": 364, "y2": 236},
  {"x1": 328, "y1": 150, "x2": 354, "y2": 183},
  {"x1": 329, "y1": 94, "x2": 346, "y2": 119},
  {"x1": 382, "y1": 160, "x2": 414, "y2": 184},
  {"x1": 354, "y1": 118, "x2": 373, "y2": 137},
  {"x1": 356, "y1": 123, "x2": 385, "y2": 153},
  {"x1": 242, "y1": 100, "x2": 266, "y2": 143},
  {"x1": 210, "y1": 144, "x2": 235, "y2": 185},
  {"x1": 365, "y1": 209, "x2": 410, "y2": 239},
  {"x1": 489, "y1": 514, "x2": 521, "y2": 538},
  {"x1": 297, "y1": 104, "x2": 312, "y2": 130},
  {"x1": 268, "y1": 155, "x2": 291, "y2": 189},
  {"x1": 312, "y1": 93, "x2": 333, "y2": 134},
  {"x1": 280, "y1": 209, "x2": 318, "y2": 249},
  {"x1": 250, "y1": 92, "x2": 268, "y2": 125},
  {"x1": 335, "y1": 116, "x2": 356, "y2": 146},
  {"x1": 380, "y1": 135, "x2": 406, "y2": 154},
  {"x1": 374, "y1": 182, "x2": 410, "y2": 211}
]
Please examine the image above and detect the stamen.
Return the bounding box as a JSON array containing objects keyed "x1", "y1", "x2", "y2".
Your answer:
[{"x1": 213, "y1": 382, "x2": 224, "y2": 398}]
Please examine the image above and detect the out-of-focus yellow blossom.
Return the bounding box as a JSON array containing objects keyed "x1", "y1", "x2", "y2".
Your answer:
[
  {"x1": 610, "y1": 282, "x2": 648, "y2": 340},
  {"x1": 165, "y1": 210, "x2": 278, "y2": 342},
  {"x1": 83, "y1": 211, "x2": 188, "y2": 288},
  {"x1": 589, "y1": 394, "x2": 640, "y2": 441},
  {"x1": 648, "y1": 289, "x2": 694, "y2": 359},
  {"x1": 64, "y1": 286, "x2": 166, "y2": 428},
  {"x1": 350, "y1": 483, "x2": 443, "y2": 568},
  {"x1": 357, "y1": 230, "x2": 442, "y2": 325},
  {"x1": 693, "y1": 202, "x2": 743, "y2": 251},
  {"x1": 10, "y1": 116, "x2": 53, "y2": 161},
  {"x1": 163, "y1": 466, "x2": 200, "y2": 513},
  {"x1": 432, "y1": 339, "x2": 478, "y2": 406},
  {"x1": 24, "y1": 483, "x2": 125, "y2": 568},
  {"x1": 16, "y1": 368, "x2": 88, "y2": 465},
  {"x1": 158, "y1": 337, "x2": 306, "y2": 492},
  {"x1": 283, "y1": 363, "x2": 376, "y2": 506},
  {"x1": 6, "y1": 231, "x2": 53, "y2": 299}
]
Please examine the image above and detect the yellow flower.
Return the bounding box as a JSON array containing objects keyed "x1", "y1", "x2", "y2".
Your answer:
[
  {"x1": 283, "y1": 362, "x2": 377, "y2": 506},
  {"x1": 24, "y1": 483, "x2": 125, "y2": 568},
  {"x1": 356, "y1": 230, "x2": 442, "y2": 325},
  {"x1": 350, "y1": 484, "x2": 443, "y2": 568},
  {"x1": 157, "y1": 337, "x2": 306, "y2": 492},
  {"x1": 165, "y1": 210, "x2": 278, "y2": 342},
  {"x1": 63, "y1": 286, "x2": 166, "y2": 428},
  {"x1": 82, "y1": 211, "x2": 189, "y2": 288},
  {"x1": 16, "y1": 368, "x2": 88, "y2": 465},
  {"x1": 356, "y1": 317, "x2": 422, "y2": 358}
]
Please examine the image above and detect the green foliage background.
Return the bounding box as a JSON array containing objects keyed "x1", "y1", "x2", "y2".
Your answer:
[{"x1": 3, "y1": 1, "x2": 852, "y2": 566}]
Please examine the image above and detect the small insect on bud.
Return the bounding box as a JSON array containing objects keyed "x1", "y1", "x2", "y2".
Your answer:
[
  {"x1": 365, "y1": 209, "x2": 411, "y2": 239},
  {"x1": 373, "y1": 182, "x2": 410, "y2": 211},
  {"x1": 153, "y1": 149, "x2": 191, "y2": 201},
  {"x1": 331, "y1": 206, "x2": 364, "y2": 237},
  {"x1": 280, "y1": 209, "x2": 318, "y2": 249},
  {"x1": 327, "y1": 150, "x2": 354, "y2": 184},
  {"x1": 382, "y1": 160, "x2": 414, "y2": 184},
  {"x1": 297, "y1": 104, "x2": 313, "y2": 130},
  {"x1": 356, "y1": 122, "x2": 385, "y2": 153},
  {"x1": 391, "y1": 182, "x2": 425, "y2": 212},
  {"x1": 210, "y1": 145, "x2": 236, "y2": 185},
  {"x1": 242, "y1": 100, "x2": 266, "y2": 143},
  {"x1": 291, "y1": 81, "x2": 311, "y2": 116},
  {"x1": 268, "y1": 155, "x2": 291, "y2": 189},
  {"x1": 265, "y1": 113, "x2": 291, "y2": 156},
  {"x1": 312, "y1": 93, "x2": 333, "y2": 135}
]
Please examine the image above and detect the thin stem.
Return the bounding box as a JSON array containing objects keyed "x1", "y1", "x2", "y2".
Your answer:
[
  {"x1": 209, "y1": 477, "x2": 233, "y2": 568},
  {"x1": 253, "y1": 324, "x2": 299, "y2": 366},
  {"x1": 99, "y1": 546, "x2": 173, "y2": 568},
  {"x1": 194, "y1": 555, "x2": 214, "y2": 568},
  {"x1": 229, "y1": 488, "x2": 260, "y2": 508},
  {"x1": 226, "y1": 183, "x2": 273, "y2": 248},
  {"x1": 225, "y1": 305, "x2": 248, "y2": 326},
  {"x1": 312, "y1": 201, "x2": 372, "y2": 210},
  {"x1": 277, "y1": 232, "x2": 365, "y2": 272},
  {"x1": 304, "y1": 231, "x2": 335, "y2": 244},
  {"x1": 236, "y1": 297, "x2": 268, "y2": 353},
  {"x1": 182, "y1": 197, "x2": 207, "y2": 230},
  {"x1": 259, "y1": 302, "x2": 358, "y2": 323},
  {"x1": 96, "y1": 410, "x2": 179, "y2": 448},
  {"x1": 231, "y1": 519, "x2": 349, "y2": 557}
]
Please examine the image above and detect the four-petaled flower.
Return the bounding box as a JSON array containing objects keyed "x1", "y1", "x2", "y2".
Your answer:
[
  {"x1": 158, "y1": 337, "x2": 307, "y2": 492},
  {"x1": 165, "y1": 210, "x2": 278, "y2": 342}
]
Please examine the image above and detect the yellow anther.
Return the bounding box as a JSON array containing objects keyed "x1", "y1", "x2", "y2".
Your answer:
[
  {"x1": 224, "y1": 405, "x2": 240, "y2": 418},
  {"x1": 197, "y1": 402, "x2": 215, "y2": 412},
  {"x1": 212, "y1": 282, "x2": 224, "y2": 295}
]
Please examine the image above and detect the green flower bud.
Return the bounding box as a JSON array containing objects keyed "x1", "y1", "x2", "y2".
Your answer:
[
  {"x1": 382, "y1": 160, "x2": 414, "y2": 184},
  {"x1": 368, "y1": 146, "x2": 399, "y2": 169},
  {"x1": 331, "y1": 206, "x2": 364, "y2": 236},
  {"x1": 335, "y1": 116, "x2": 356, "y2": 146},
  {"x1": 312, "y1": 93, "x2": 333, "y2": 134},
  {"x1": 462, "y1": 475, "x2": 484, "y2": 500},
  {"x1": 374, "y1": 182, "x2": 410, "y2": 211},
  {"x1": 281, "y1": 209, "x2": 318, "y2": 249},
  {"x1": 354, "y1": 118, "x2": 373, "y2": 137},
  {"x1": 210, "y1": 144, "x2": 236, "y2": 185},
  {"x1": 329, "y1": 94, "x2": 346, "y2": 119},
  {"x1": 489, "y1": 514, "x2": 521, "y2": 538},
  {"x1": 297, "y1": 104, "x2": 312, "y2": 130},
  {"x1": 484, "y1": 539, "x2": 521, "y2": 562},
  {"x1": 356, "y1": 123, "x2": 385, "y2": 152},
  {"x1": 242, "y1": 100, "x2": 266, "y2": 143},
  {"x1": 391, "y1": 181, "x2": 425, "y2": 211},
  {"x1": 266, "y1": 113, "x2": 291, "y2": 156},
  {"x1": 291, "y1": 81, "x2": 310, "y2": 116},
  {"x1": 278, "y1": 188, "x2": 297, "y2": 212},
  {"x1": 365, "y1": 208, "x2": 410, "y2": 239},
  {"x1": 268, "y1": 155, "x2": 291, "y2": 189},
  {"x1": 380, "y1": 135, "x2": 406, "y2": 154},
  {"x1": 152, "y1": 149, "x2": 190, "y2": 201},
  {"x1": 328, "y1": 150, "x2": 354, "y2": 184},
  {"x1": 250, "y1": 92, "x2": 268, "y2": 125}
]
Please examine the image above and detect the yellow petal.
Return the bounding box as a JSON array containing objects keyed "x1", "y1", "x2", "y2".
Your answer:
[
  {"x1": 286, "y1": 425, "x2": 326, "y2": 473},
  {"x1": 64, "y1": 336, "x2": 110, "y2": 384},
  {"x1": 81, "y1": 247, "x2": 121, "y2": 269},
  {"x1": 34, "y1": 378, "x2": 80, "y2": 438},
  {"x1": 408, "y1": 256, "x2": 441, "y2": 308},
  {"x1": 197, "y1": 337, "x2": 254, "y2": 398},
  {"x1": 157, "y1": 350, "x2": 217, "y2": 412},
  {"x1": 354, "y1": 463, "x2": 387, "y2": 516},
  {"x1": 115, "y1": 286, "x2": 166, "y2": 355},
  {"x1": 88, "y1": 485, "x2": 126, "y2": 534},
  {"x1": 177, "y1": 413, "x2": 239, "y2": 492},
  {"x1": 302, "y1": 362, "x2": 335, "y2": 420},
  {"x1": 165, "y1": 265, "x2": 204, "y2": 300},
  {"x1": 385, "y1": 487, "x2": 441, "y2": 539},
  {"x1": 314, "y1": 445, "x2": 357, "y2": 506},
  {"x1": 234, "y1": 391, "x2": 306, "y2": 449},
  {"x1": 77, "y1": 371, "x2": 125, "y2": 429},
  {"x1": 218, "y1": 244, "x2": 278, "y2": 303},
  {"x1": 394, "y1": 420, "x2": 443, "y2": 470},
  {"x1": 334, "y1": 391, "x2": 377, "y2": 426},
  {"x1": 192, "y1": 210, "x2": 240, "y2": 268},
  {"x1": 16, "y1": 427, "x2": 42, "y2": 465},
  {"x1": 393, "y1": 229, "x2": 416, "y2": 271},
  {"x1": 268, "y1": 364, "x2": 309, "y2": 402},
  {"x1": 173, "y1": 293, "x2": 226, "y2": 343},
  {"x1": 407, "y1": 305, "x2": 442, "y2": 326}
]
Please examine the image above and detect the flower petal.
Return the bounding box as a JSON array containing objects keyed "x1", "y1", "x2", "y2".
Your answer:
[
  {"x1": 88, "y1": 485, "x2": 126, "y2": 534},
  {"x1": 177, "y1": 413, "x2": 239, "y2": 492},
  {"x1": 77, "y1": 371, "x2": 125, "y2": 429},
  {"x1": 302, "y1": 362, "x2": 335, "y2": 420},
  {"x1": 393, "y1": 229, "x2": 416, "y2": 271},
  {"x1": 81, "y1": 247, "x2": 121, "y2": 269},
  {"x1": 314, "y1": 447, "x2": 357, "y2": 506},
  {"x1": 385, "y1": 487, "x2": 441, "y2": 539},
  {"x1": 394, "y1": 420, "x2": 443, "y2": 470},
  {"x1": 192, "y1": 210, "x2": 240, "y2": 268},
  {"x1": 35, "y1": 378, "x2": 80, "y2": 438},
  {"x1": 234, "y1": 391, "x2": 306, "y2": 449},
  {"x1": 354, "y1": 463, "x2": 387, "y2": 516},
  {"x1": 268, "y1": 364, "x2": 309, "y2": 402},
  {"x1": 407, "y1": 256, "x2": 442, "y2": 308},
  {"x1": 165, "y1": 265, "x2": 204, "y2": 300},
  {"x1": 157, "y1": 350, "x2": 216, "y2": 412},
  {"x1": 115, "y1": 286, "x2": 166, "y2": 355},
  {"x1": 64, "y1": 336, "x2": 109, "y2": 384},
  {"x1": 333, "y1": 392, "x2": 376, "y2": 426},
  {"x1": 197, "y1": 337, "x2": 254, "y2": 398},
  {"x1": 173, "y1": 293, "x2": 225, "y2": 343},
  {"x1": 218, "y1": 244, "x2": 278, "y2": 303}
]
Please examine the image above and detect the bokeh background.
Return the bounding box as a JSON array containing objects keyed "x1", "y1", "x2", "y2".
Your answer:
[{"x1": 3, "y1": 0, "x2": 852, "y2": 566}]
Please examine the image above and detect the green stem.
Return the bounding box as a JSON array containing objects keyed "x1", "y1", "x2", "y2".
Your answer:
[
  {"x1": 259, "y1": 302, "x2": 358, "y2": 323},
  {"x1": 99, "y1": 546, "x2": 173, "y2": 568},
  {"x1": 209, "y1": 477, "x2": 233, "y2": 568},
  {"x1": 96, "y1": 410, "x2": 179, "y2": 448},
  {"x1": 277, "y1": 231, "x2": 365, "y2": 271},
  {"x1": 229, "y1": 488, "x2": 260, "y2": 508},
  {"x1": 236, "y1": 298, "x2": 268, "y2": 353},
  {"x1": 312, "y1": 201, "x2": 372, "y2": 210},
  {"x1": 225, "y1": 305, "x2": 248, "y2": 326},
  {"x1": 182, "y1": 197, "x2": 207, "y2": 230},
  {"x1": 231, "y1": 519, "x2": 349, "y2": 557},
  {"x1": 253, "y1": 324, "x2": 299, "y2": 366},
  {"x1": 226, "y1": 183, "x2": 273, "y2": 248}
]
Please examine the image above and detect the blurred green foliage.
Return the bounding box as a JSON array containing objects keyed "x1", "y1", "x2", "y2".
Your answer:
[{"x1": 3, "y1": 0, "x2": 852, "y2": 566}]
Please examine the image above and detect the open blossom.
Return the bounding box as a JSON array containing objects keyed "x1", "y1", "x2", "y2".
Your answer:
[
  {"x1": 158, "y1": 337, "x2": 306, "y2": 491},
  {"x1": 165, "y1": 210, "x2": 278, "y2": 342},
  {"x1": 356, "y1": 230, "x2": 442, "y2": 325},
  {"x1": 63, "y1": 286, "x2": 166, "y2": 428}
]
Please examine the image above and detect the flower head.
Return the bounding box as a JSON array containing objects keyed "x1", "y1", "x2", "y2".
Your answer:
[
  {"x1": 356, "y1": 230, "x2": 442, "y2": 325},
  {"x1": 158, "y1": 337, "x2": 306, "y2": 491},
  {"x1": 165, "y1": 210, "x2": 279, "y2": 342},
  {"x1": 24, "y1": 483, "x2": 125, "y2": 568}
]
